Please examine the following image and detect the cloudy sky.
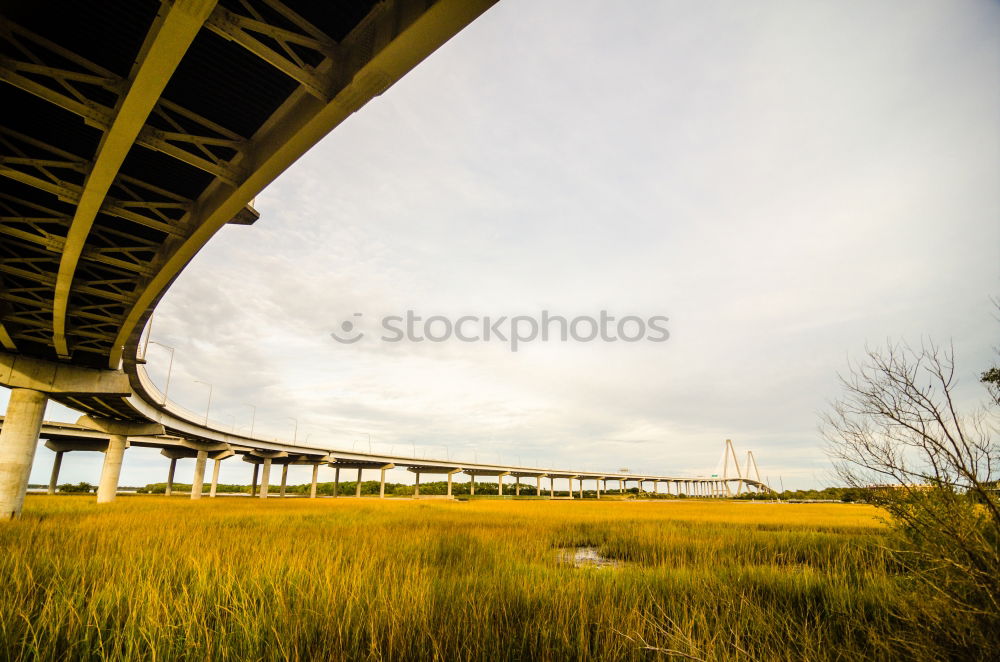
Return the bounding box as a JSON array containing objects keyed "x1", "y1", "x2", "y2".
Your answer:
[{"x1": 20, "y1": 0, "x2": 1000, "y2": 490}]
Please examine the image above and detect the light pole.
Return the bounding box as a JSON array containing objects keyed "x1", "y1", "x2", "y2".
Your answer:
[
  {"x1": 287, "y1": 417, "x2": 298, "y2": 443},
  {"x1": 245, "y1": 404, "x2": 256, "y2": 437},
  {"x1": 148, "y1": 341, "x2": 174, "y2": 404},
  {"x1": 194, "y1": 380, "x2": 212, "y2": 426},
  {"x1": 141, "y1": 311, "x2": 154, "y2": 359}
]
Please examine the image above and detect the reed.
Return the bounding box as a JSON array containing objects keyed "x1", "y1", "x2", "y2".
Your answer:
[{"x1": 0, "y1": 497, "x2": 966, "y2": 661}]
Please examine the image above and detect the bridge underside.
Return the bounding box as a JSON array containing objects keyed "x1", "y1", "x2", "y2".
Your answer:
[{"x1": 1, "y1": 0, "x2": 494, "y2": 373}]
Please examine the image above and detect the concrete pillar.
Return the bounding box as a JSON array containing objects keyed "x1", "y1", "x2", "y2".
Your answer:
[
  {"x1": 251, "y1": 463, "x2": 259, "y2": 497},
  {"x1": 578, "y1": 478, "x2": 583, "y2": 499},
  {"x1": 165, "y1": 457, "x2": 177, "y2": 496},
  {"x1": 515, "y1": 476, "x2": 520, "y2": 496},
  {"x1": 567, "y1": 477, "x2": 573, "y2": 499},
  {"x1": 469, "y1": 474, "x2": 475, "y2": 496},
  {"x1": 379, "y1": 466, "x2": 386, "y2": 498},
  {"x1": 48, "y1": 450, "x2": 64, "y2": 495},
  {"x1": 654, "y1": 480, "x2": 659, "y2": 495},
  {"x1": 333, "y1": 466, "x2": 340, "y2": 497},
  {"x1": 310, "y1": 464, "x2": 319, "y2": 499},
  {"x1": 536, "y1": 476, "x2": 542, "y2": 496},
  {"x1": 0, "y1": 388, "x2": 47, "y2": 519},
  {"x1": 619, "y1": 479, "x2": 624, "y2": 494},
  {"x1": 96, "y1": 434, "x2": 127, "y2": 503},
  {"x1": 279, "y1": 464, "x2": 288, "y2": 497},
  {"x1": 414, "y1": 472, "x2": 420, "y2": 497},
  {"x1": 447, "y1": 470, "x2": 454, "y2": 497},
  {"x1": 210, "y1": 458, "x2": 221, "y2": 497},
  {"x1": 355, "y1": 467, "x2": 362, "y2": 497},
  {"x1": 497, "y1": 474, "x2": 503, "y2": 496},
  {"x1": 190, "y1": 450, "x2": 207, "y2": 500},
  {"x1": 597, "y1": 478, "x2": 601, "y2": 499},
  {"x1": 549, "y1": 476, "x2": 554, "y2": 498},
  {"x1": 259, "y1": 458, "x2": 271, "y2": 498}
]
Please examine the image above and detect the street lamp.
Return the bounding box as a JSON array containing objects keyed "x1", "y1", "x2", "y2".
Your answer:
[
  {"x1": 245, "y1": 404, "x2": 256, "y2": 437},
  {"x1": 287, "y1": 417, "x2": 298, "y2": 442},
  {"x1": 147, "y1": 341, "x2": 174, "y2": 404},
  {"x1": 194, "y1": 380, "x2": 212, "y2": 426}
]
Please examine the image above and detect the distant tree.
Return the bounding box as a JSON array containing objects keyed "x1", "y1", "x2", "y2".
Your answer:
[
  {"x1": 822, "y1": 340, "x2": 999, "y2": 657},
  {"x1": 57, "y1": 482, "x2": 94, "y2": 494},
  {"x1": 982, "y1": 366, "x2": 999, "y2": 407}
]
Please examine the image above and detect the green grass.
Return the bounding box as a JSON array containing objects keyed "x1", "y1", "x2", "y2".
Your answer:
[{"x1": 0, "y1": 497, "x2": 966, "y2": 661}]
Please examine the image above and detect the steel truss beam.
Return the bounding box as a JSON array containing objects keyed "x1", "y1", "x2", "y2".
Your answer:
[
  {"x1": 204, "y1": 1, "x2": 337, "y2": 100},
  {"x1": 0, "y1": 17, "x2": 248, "y2": 183},
  {"x1": 0, "y1": 129, "x2": 191, "y2": 235}
]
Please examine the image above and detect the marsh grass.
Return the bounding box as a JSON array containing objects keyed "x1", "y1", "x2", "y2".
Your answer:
[{"x1": 0, "y1": 497, "x2": 971, "y2": 661}]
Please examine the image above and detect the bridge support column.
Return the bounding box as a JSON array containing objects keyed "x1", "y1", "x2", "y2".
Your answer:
[
  {"x1": 414, "y1": 472, "x2": 420, "y2": 497},
  {"x1": 578, "y1": 478, "x2": 583, "y2": 499},
  {"x1": 515, "y1": 476, "x2": 520, "y2": 496},
  {"x1": 0, "y1": 388, "x2": 48, "y2": 519},
  {"x1": 190, "y1": 450, "x2": 207, "y2": 500},
  {"x1": 259, "y1": 458, "x2": 271, "y2": 498},
  {"x1": 355, "y1": 468, "x2": 362, "y2": 497},
  {"x1": 310, "y1": 464, "x2": 319, "y2": 499},
  {"x1": 566, "y1": 477, "x2": 573, "y2": 499},
  {"x1": 536, "y1": 476, "x2": 542, "y2": 496},
  {"x1": 379, "y1": 466, "x2": 386, "y2": 498},
  {"x1": 165, "y1": 457, "x2": 177, "y2": 496},
  {"x1": 596, "y1": 478, "x2": 601, "y2": 499},
  {"x1": 279, "y1": 464, "x2": 288, "y2": 498},
  {"x1": 497, "y1": 473, "x2": 503, "y2": 496},
  {"x1": 210, "y1": 458, "x2": 221, "y2": 497},
  {"x1": 96, "y1": 434, "x2": 127, "y2": 503},
  {"x1": 549, "y1": 477, "x2": 554, "y2": 499},
  {"x1": 48, "y1": 450, "x2": 64, "y2": 495},
  {"x1": 333, "y1": 467, "x2": 340, "y2": 497},
  {"x1": 469, "y1": 474, "x2": 475, "y2": 496},
  {"x1": 251, "y1": 463, "x2": 259, "y2": 497}
]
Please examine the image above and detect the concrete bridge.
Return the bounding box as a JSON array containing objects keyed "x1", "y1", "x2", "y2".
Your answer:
[
  {"x1": 0, "y1": 0, "x2": 772, "y2": 518},
  {"x1": 4, "y1": 415, "x2": 772, "y2": 503}
]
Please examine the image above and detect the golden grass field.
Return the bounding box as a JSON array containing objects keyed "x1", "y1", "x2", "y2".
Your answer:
[{"x1": 0, "y1": 496, "x2": 941, "y2": 661}]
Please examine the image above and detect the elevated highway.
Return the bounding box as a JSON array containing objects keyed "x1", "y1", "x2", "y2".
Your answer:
[
  {"x1": 0, "y1": 0, "x2": 772, "y2": 518},
  {"x1": 8, "y1": 414, "x2": 772, "y2": 501}
]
